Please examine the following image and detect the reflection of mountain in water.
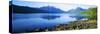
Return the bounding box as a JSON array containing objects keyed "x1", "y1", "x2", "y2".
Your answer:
[
  {"x1": 41, "y1": 15, "x2": 60, "y2": 20},
  {"x1": 70, "y1": 15, "x2": 86, "y2": 20}
]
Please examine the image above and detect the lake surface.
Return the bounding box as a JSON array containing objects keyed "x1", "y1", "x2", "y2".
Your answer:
[{"x1": 12, "y1": 13, "x2": 77, "y2": 32}]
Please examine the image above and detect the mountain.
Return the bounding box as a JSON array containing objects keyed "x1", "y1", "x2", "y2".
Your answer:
[
  {"x1": 10, "y1": 1, "x2": 86, "y2": 13},
  {"x1": 10, "y1": 4, "x2": 47, "y2": 13},
  {"x1": 10, "y1": 4, "x2": 66, "y2": 13},
  {"x1": 67, "y1": 7, "x2": 86, "y2": 14},
  {"x1": 67, "y1": 7, "x2": 87, "y2": 19},
  {"x1": 39, "y1": 6, "x2": 65, "y2": 13}
]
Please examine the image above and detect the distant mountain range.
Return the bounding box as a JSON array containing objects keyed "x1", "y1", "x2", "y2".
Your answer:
[
  {"x1": 9, "y1": 1, "x2": 87, "y2": 13},
  {"x1": 39, "y1": 6, "x2": 66, "y2": 13},
  {"x1": 10, "y1": 4, "x2": 67, "y2": 13},
  {"x1": 67, "y1": 7, "x2": 86, "y2": 14}
]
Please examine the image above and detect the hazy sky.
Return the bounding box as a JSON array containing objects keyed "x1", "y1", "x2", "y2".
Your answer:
[{"x1": 11, "y1": 0, "x2": 96, "y2": 11}]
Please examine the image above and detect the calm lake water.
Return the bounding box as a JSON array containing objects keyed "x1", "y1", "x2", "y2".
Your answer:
[{"x1": 12, "y1": 13, "x2": 77, "y2": 32}]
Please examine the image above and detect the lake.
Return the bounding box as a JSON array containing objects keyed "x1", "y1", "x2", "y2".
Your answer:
[{"x1": 12, "y1": 13, "x2": 77, "y2": 32}]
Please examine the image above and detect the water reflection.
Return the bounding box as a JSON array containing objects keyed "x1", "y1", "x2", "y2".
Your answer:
[
  {"x1": 41, "y1": 15, "x2": 60, "y2": 20},
  {"x1": 12, "y1": 13, "x2": 77, "y2": 33}
]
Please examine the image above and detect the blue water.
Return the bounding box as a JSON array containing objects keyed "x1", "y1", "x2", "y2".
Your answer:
[{"x1": 12, "y1": 13, "x2": 77, "y2": 32}]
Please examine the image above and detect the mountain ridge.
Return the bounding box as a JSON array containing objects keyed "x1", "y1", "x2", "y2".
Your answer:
[
  {"x1": 9, "y1": 1, "x2": 87, "y2": 14},
  {"x1": 10, "y1": 4, "x2": 67, "y2": 13},
  {"x1": 66, "y1": 7, "x2": 86, "y2": 14}
]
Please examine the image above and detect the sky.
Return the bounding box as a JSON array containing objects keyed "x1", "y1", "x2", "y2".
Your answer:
[{"x1": 11, "y1": 0, "x2": 97, "y2": 12}]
